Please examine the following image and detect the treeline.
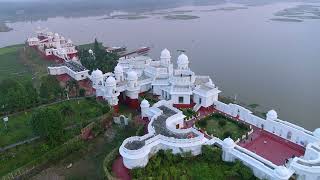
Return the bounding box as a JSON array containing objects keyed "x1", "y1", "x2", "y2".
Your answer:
[
  {"x1": 78, "y1": 39, "x2": 119, "y2": 73},
  {"x1": 0, "y1": 75, "x2": 86, "y2": 115}
]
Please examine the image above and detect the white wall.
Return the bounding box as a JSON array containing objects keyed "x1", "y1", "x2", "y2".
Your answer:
[{"x1": 214, "y1": 101, "x2": 319, "y2": 147}]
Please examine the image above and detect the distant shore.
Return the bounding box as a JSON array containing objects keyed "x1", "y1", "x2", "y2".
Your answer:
[{"x1": 0, "y1": 23, "x2": 13, "y2": 32}]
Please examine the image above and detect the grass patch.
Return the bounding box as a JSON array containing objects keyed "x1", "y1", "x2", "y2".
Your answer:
[
  {"x1": 0, "y1": 44, "x2": 30, "y2": 82},
  {"x1": 0, "y1": 44, "x2": 54, "y2": 84},
  {"x1": 196, "y1": 113, "x2": 249, "y2": 140}
]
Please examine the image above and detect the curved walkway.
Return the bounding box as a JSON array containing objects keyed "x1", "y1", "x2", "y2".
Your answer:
[{"x1": 112, "y1": 156, "x2": 131, "y2": 180}]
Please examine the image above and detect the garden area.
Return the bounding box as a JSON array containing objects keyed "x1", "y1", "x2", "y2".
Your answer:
[
  {"x1": 181, "y1": 108, "x2": 197, "y2": 119},
  {"x1": 0, "y1": 97, "x2": 109, "y2": 147},
  {"x1": 139, "y1": 91, "x2": 159, "y2": 106},
  {"x1": 196, "y1": 113, "x2": 250, "y2": 140},
  {"x1": 131, "y1": 145, "x2": 258, "y2": 180},
  {"x1": 32, "y1": 123, "x2": 139, "y2": 179}
]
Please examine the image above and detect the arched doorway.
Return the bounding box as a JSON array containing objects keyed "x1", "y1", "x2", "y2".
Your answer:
[{"x1": 120, "y1": 115, "x2": 126, "y2": 125}]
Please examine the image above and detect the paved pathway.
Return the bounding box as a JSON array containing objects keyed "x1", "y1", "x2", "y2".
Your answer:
[{"x1": 111, "y1": 156, "x2": 131, "y2": 180}]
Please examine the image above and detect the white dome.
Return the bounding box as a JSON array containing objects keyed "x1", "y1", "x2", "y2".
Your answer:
[
  {"x1": 161, "y1": 48, "x2": 171, "y2": 58},
  {"x1": 223, "y1": 137, "x2": 235, "y2": 148},
  {"x1": 67, "y1": 39, "x2": 72, "y2": 44},
  {"x1": 88, "y1": 49, "x2": 93, "y2": 54},
  {"x1": 127, "y1": 71, "x2": 138, "y2": 81},
  {"x1": 140, "y1": 99, "x2": 150, "y2": 108},
  {"x1": 267, "y1": 110, "x2": 278, "y2": 120},
  {"x1": 114, "y1": 65, "x2": 123, "y2": 73},
  {"x1": 106, "y1": 76, "x2": 116, "y2": 85},
  {"x1": 91, "y1": 69, "x2": 103, "y2": 79},
  {"x1": 274, "y1": 166, "x2": 290, "y2": 178},
  {"x1": 177, "y1": 53, "x2": 189, "y2": 65},
  {"x1": 313, "y1": 128, "x2": 320, "y2": 138}
]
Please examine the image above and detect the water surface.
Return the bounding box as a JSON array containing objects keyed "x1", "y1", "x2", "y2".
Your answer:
[{"x1": 0, "y1": 2, "x2": 319, "y2": 130}]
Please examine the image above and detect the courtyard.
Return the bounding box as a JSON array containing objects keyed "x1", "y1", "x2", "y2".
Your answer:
[
  {"x1": 238, "y1": 128, "x2": 305, "y2": 166},
  {"x1": 195, "y1": 113, "x2": 250, "y2": 140}
]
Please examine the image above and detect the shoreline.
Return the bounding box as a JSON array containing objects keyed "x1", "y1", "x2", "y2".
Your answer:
[{"x1": 0, "y1": 23, "x2": 13, "y2": 32}]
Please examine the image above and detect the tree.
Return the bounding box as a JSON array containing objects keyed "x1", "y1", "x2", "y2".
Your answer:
[
  {"x1": 30, "y1": 107, "x2": 64, "y2": 145},
  {"x1": 66, "y1": 79, "x2": 79, "y2": 96},
  {"x1": 40, "y1": 75, "x2": 63, "y2": 102},
  {"x1": 79, "y1": 39, "x2": 119, "y2": 73},
  {"x1": 231, "y1": 160, "x2": 254, "y2": 180},
  {"x1": 223, "y1": 131, "x2": 233, "y2": 139},
  {"x1": 60, "y1": 104, "x2": 74, "y2": 118},
  {"x1": 0, "y1": 78, "x2": 39, "y2": 113},
  {"x1": 79, "y1": 88, "x2": 86, "y2": 97},
  {"x1": 218, "y1": 119, "x2": 226, "y2": 127}
]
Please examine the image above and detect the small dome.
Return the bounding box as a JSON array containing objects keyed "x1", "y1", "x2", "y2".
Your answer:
[
  {"x1": 67, "y1": 39, "x2": 72, "y2": 44},
  {"x1": 313, "y1": 128, "x2": 320, "y2": 138},
  {"x1": 91, "y1": 69, "x2": 103, "y2": 79},
  {"x1": 267, "y1": 110, "x2": 278, "y2": 120},
  {"x1": 274, "y1": 166, "x2": 290, "y2": 178},
  {"x1": 177, "y1": 53, "x2": 189, "y2": 65},
  {"x1": 127, "y1": 71, "x2": 138, "y2": 81},
  {"x1": 88, "y1": 49, "x2": 93, "y2": 54},
  {"x1": 140, "y1": 99, "x2": 150, "y2": 108},
  {"x1": 114, "y1": 65, "x2": 123, "y2": 73},
  {"x1": 106, "y1": 76, "x2": 116, "y2": 85},
  {"x1": 161, "y1": 48, "x2": 171, "y2": 58},
  {"x1": 223, "y1": 137, "x2": 235, "y2": 148}
]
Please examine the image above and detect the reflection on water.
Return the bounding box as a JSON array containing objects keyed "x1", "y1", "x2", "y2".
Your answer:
[{"x1": 0, "y1": 2, "x2": 320, "y2": 130}]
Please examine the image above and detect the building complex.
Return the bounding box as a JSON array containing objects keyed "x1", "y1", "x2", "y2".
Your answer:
[{"x1": 25, "y1": 30, "x2": 320, "y2": 180}]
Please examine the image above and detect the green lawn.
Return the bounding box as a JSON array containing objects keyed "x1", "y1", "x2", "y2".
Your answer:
[
  {"x1": 0, "y1": 127, "x2": 82, "y2": 177},
  {"x1": 196, "y1": 113, "x2": 250, "y2": 140},
  {"x1": 0, "y1": 98, "x2": 109, "y2": 147},
  {"x1": 0, "y1": 44, "x2": 54, "y2": 84},
  {"x1": 0, "y1": 44, "x2": 30, "y2": 81}
]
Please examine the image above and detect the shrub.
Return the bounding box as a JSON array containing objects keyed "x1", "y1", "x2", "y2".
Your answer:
[
  {"x1": 212, "y1": 113, "x2": 226, "y2": 119},
  {"x1": 218, "y1": 120, "x2": 226, "y2": 127},
  {"x1": 238, "y1": 122, "x2": 250, "y2": 131},
  {"x1": 198, "y1": 120, "x2": 207, "y2": 128},
  {"x1": 223, "y1": 131, "x2": 233, "y2": 139},
  {"x1": 79, "y1": 88, "x2": 86, "y2": 97}
]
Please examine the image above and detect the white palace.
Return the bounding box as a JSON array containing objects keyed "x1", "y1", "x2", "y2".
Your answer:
[
  {"x1": 27, "y1": 28, "x2": 78, "y2": 62},
  {"x1": 44, "y1": 44, "x2": 320, "y2": 180},
  {"x1": 90, "y1": 49, "x2": 221, "y2": 112}
]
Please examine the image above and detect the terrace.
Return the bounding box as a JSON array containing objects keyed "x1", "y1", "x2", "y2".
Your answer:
[
  {"x1": 238, "y1": 128, "x2": 305, "y2": 166},
  {"x1": 124, "y1": 105, "x2": 198, "y2": 150}
]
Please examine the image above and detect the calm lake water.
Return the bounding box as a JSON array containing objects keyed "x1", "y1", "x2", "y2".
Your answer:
[{"x1": 0, "y1": 2, "x2": 319, "y2": 130}]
